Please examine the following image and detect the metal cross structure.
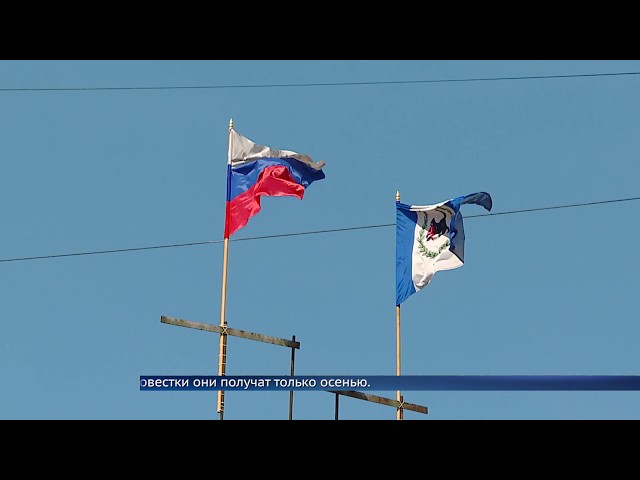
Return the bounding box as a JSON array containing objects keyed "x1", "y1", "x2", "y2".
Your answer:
[
  {"x1": 328, "y1": 390, "x2": 428, "y2": 419},
  {"x1": 160, "y1": 315, "x2": 300, "y2": 419}
]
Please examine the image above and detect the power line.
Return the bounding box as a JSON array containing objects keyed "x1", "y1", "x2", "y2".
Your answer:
[
  {"x1": 465, "y1": 196, "x2": 640, "y2": 217},
  {"x1": 1, "y1": 71, "x2": 639, "y2": 92},
  {"x1": 1, "y1": 196, "x2": 638, "y2": 264},
  {"x1": 0, "y1": 240, "x2": 223, "y2": 263}
]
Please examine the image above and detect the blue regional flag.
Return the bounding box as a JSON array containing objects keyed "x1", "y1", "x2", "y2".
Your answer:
[{"x1": 396, "y1": 192, "x2": 492, "y2": 305}]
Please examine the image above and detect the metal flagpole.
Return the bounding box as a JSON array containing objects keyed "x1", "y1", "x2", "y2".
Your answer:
[
  {"x1": 217, "y1": 118, "x2": 234, "y2": 420},
  {"x1": 396, "y1": 190, "x2": 404, "y2": 420}
]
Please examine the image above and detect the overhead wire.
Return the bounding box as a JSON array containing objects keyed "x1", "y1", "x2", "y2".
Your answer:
[
  {"x1": 1, "y1": 71, "x2": 638, "y2": 92},
  {"x1": 2, "y1": 196, "x2": 638, "y2": 263}
]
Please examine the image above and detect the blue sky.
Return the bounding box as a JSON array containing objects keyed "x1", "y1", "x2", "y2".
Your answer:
[{"x1": 2, "y1": 60, "x2": 640, "y2": 420}]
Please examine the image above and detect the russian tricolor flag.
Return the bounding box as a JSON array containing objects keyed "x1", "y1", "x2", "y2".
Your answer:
[{"x1": 225, "y1": 128, "x2": 326, "y2": 238}]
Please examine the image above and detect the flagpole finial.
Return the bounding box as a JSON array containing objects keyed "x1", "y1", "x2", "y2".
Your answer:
[
  {"x1": 396, "y1": 191, "x2": 400, "y2": 201},
  {"x1": 228, "y1": 118, "x2": 234, "y2": 131}
]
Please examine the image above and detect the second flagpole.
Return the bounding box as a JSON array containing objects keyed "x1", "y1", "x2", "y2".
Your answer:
[{"x1": 396, "y1": 190, "x2": 403, "y2": 420}]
